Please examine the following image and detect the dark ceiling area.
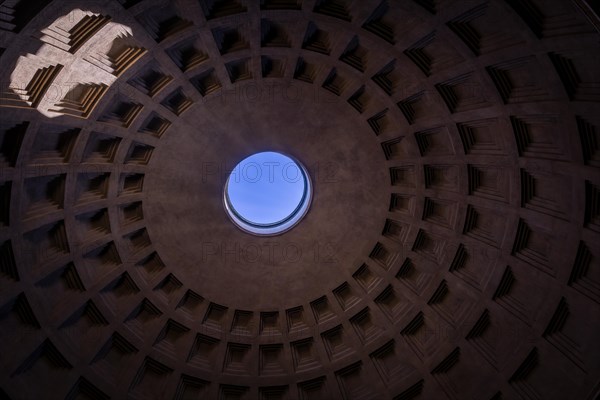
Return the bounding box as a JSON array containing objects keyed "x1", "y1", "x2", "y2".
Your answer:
[{"x1": 0, "y1": 0, "x2": 599, "y2": 399}]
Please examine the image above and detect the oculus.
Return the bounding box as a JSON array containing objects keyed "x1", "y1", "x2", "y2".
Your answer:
[{"x1": 224, "y1": 151, "x2": 312, "y2": 235}]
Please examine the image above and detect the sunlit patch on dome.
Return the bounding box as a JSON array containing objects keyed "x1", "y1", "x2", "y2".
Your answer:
[{"x1": 4, "y1": 9, "x2": 145, "y2": 118}]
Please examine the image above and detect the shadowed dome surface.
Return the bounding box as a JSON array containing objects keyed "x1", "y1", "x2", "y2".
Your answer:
[{"x1": 0, "y1": 0, "x2": 599, "y2": 399}]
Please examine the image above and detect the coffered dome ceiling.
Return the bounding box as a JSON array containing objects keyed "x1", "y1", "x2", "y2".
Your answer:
[{"x1": 0, "y1": 0, "x2": 599, "y2": 399}]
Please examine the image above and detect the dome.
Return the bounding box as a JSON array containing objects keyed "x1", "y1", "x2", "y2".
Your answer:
[{"x1": 0, "y1": 0, "x2": 599, "y2": 399}]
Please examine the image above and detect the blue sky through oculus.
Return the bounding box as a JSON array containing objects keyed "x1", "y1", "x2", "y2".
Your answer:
[{"x1": 226, "y1": 152, "x2": 305, "y2": 225}]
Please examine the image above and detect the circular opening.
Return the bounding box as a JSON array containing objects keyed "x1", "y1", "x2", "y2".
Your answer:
[{"x1": 224, "y1": 151, "x2": 312, "y2": 235}]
